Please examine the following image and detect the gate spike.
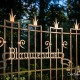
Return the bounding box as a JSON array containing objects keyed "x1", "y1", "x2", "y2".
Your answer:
[
  {"x1": 9, "y1": 9, "x2": 16, "y2": 22},
  {"x1": 74, "y1": 20, "x2": 79, "y2": 29},
  {"x1": 54, "y1": 18, "x2": 59, "y2": 28},
  {"x1": 33, "y1": 15, "x2": 38, "y2": 26}
]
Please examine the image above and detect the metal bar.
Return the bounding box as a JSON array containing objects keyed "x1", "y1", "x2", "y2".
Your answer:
[
  {"x1": 40, "y1": 26, "x2": 42, "y2": 80},
  {"x1": 70, "y1": 29, "x2": 72, "y2": 80},
  {"x1": 3, "y1": 20, "x2": 6, "y2": 80},
  {"x1": 11, "y1": 22, "x2": 13, "y2": 80},
  {"x1": 76, "y1": 30, "x2": 78, "y2": 80},
  {"x1": 76, "y1": 30, "x2": 78, "y2": 68},
  {"x1": 55, "y1": 29, "x2": 58, "y2": 80},
  {"x1": 0, "y1": 67, "x2": 77, "y2": 75},
  {"x1": 28, "y1": 25, "x2": 30, "y2": 80},
  {"x1": 34, "y1": 26, "x2": 36, "y2": 80},
  {"x1": 18, "y1": 22, "x2": 20, "y2": 80},
  {"x1": 50, "y1": 27, "x2": 52, "y2": 80},
  {"x1": 61, "y1": 29, "x2": 63, "y2": 80},
  {"x1": 1, "y1": 25, "x2": 80, "y2": 35}
]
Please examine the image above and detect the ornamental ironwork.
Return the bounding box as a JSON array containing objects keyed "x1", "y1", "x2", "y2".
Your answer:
[{"x1": 0, "y1": 11, "x2": 80, "y2": 80}]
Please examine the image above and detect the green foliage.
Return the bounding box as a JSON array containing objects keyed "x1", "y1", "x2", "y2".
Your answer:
[
  {"x1": 67, "y1": 0, "x2": 80, "y2": 23},
  {"x1": 6, "y1": 75, "x2": 10, "y2": 80}
]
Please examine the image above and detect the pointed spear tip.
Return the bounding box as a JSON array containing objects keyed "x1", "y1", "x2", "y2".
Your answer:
[
  {"x1": 9, "y1": 9, "x2": 16, "y2": 22},
  {"x1": 33, "y1": 15, "x2": 38, "y2": 26},
  {"x1": 75, "y1": 20, "x2": 78, "y2": 29}
]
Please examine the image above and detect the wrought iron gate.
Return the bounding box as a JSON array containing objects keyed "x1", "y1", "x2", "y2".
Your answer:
[{"x1": 0, "y1": 12, "x2": 80, "y2": 80}]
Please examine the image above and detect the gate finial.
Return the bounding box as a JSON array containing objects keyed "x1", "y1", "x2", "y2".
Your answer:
[
  {"x1": 9, "y1": 9, "x2": 16, "y2": 22},
  {"x1": 74, "y1": 20, "x2": 79, "y2": 29},
  {"x1": 33, "y1": 15, "x2": 38, "y2": 26},
  {"x1": 54, "y1": 18, "x2": 59, "y2": 28}
]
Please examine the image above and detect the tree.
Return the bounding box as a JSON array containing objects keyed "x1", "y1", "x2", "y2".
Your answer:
[{"x1": 67, "y1": 0, "x2": 80, "y2": 23}]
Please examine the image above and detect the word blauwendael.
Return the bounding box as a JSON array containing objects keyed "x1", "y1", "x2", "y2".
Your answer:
[{"x1": 8, "y1": 47, "x2": 63, "y2": 60}]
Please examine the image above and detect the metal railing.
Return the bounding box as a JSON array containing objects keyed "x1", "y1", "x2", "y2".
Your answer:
[{"x1": 0, "y1": 11, "x2": 80, "y2": 80}]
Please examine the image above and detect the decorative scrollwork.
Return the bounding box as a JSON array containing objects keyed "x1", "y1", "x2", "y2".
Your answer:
[
  {"x1": 45, "y1": 41, "x2": 52, "y2": 53},
  {"x1": 0, "y1": 37, "x2": 6, "y2": 47},
  {"x1": 18, "y1": 40, "x2": 25, "y2": 49},
  {"x1": 45, "y1": 41, "x2": 52, "y2": 49},
  {"x1": 62, "y1": 41, "x2": 68, "y2": 48},
  {"x1": 61, "y1": 58, "x2": 72, "y2": 70}
]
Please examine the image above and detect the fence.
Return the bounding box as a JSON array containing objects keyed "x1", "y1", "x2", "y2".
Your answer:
[{"x1": 0, "y1": 11, "x2": 80, "y2": 80}]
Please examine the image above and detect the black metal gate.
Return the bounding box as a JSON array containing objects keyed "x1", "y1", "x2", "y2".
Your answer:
[{"x1": 0, "y1": 12, "x2": 80, "y2": 80}]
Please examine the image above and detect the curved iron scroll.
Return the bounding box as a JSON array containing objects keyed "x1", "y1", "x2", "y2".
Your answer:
[{"x1": 0, "y1": 37, "x2": 6, "y2": 47}]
